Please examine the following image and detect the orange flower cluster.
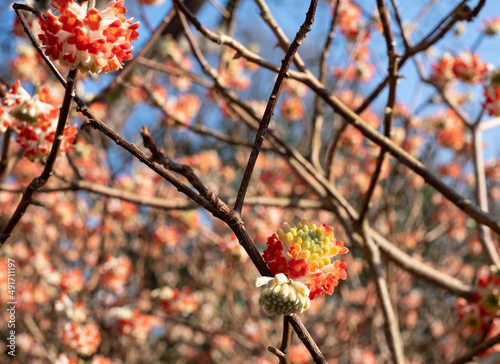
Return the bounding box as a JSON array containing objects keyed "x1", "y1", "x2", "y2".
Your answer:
[
  {"x1": 260, "y1": 218, "x2": 348, "y2": 302},
  {"x1": 152, "y1": 286, "x2": 200, "y2": 317},
  {"x1": 458, "y1": 266, "x2": 500, "y2": 337},
  {"x1": 0, "y1": 80, "x2": 77, "y2": 159},
  {"x1": 430, "y1": 109, "x2": 466, "y2": 150},
  {"x1": 38, "y1": 0, "x2": 139, "y2": 73},
  {"x1": 431, "y1": 51, "x2": 489, "y2": 86}
]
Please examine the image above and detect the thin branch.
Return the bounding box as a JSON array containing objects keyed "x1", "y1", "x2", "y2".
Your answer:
[
  {"x1": 269, "y1": 316, "x2": 292, "y2": 364},
  {"x1": 358, "y1": 0, "x2": 399, "y2": 224},
  {"x1": 253, "y1": 0, "x2": 308, "y2": 73},
  {"x1": 0, "y1": 68, "x2": 78, "y2": 246},
  {"x1": 231, "y1": 0, "x2": 319, "y2": 214},
  {"x1": 310, "y1": 0, "x2": 340, "y2": 171},
  {"x1": 471, "y1": 125, "x2": 500, "y2": 266},
  {"x1": 449, "y1": 332, "x2": 500, "y2": 364},
  {"x1": 355, "y1": 0, "x2": 484, "y2": 114},
  {"x1": 362, "y1": 231, "x2": 405, "y2": 364},
  {"x1": 0, "y1": 129, "x2": 12, "y2": 183}
]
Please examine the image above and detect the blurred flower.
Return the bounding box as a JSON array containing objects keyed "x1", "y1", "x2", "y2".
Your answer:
[
  {"x1": 61, "y1": 321, "x2": 101, "y2": 356},
  {"x1": 152, "y1": 286, "x2": 200, "y2": 317},
  {"x1": 0, "y1": 80, "x2": 77, "y2": 159},
  {"x1": 452, "y1": 51, "x2": 490, "y2": 84},
  {"x1": 483, "y1": 17, "x2": 500, "y2": 36}
]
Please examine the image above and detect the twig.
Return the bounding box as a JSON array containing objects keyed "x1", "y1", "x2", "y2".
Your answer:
[
  {"x1": 0, "y1": 68, "x2": 78, "y2": 246},
  {"x1": 358, "y1": 0, "x2": 399, "y2": 224},
  {"x1": 355, "y1": 0, "x2": 484, "y2": 114},
  {"x1": 0, "y1": 129, "x2": 12, "y2": 183},
  {"x1": 362, "y1": 231, "x2": 405, "y2": 364},
  {"x1": 310, "y1": 0, "x2": 340, "y2": 171},
  {"x1": 449, "y1": 332, "x2": 500, "y2": 364},
  {"x1": 253, "y1": 0, "x2": 308, "y2": 73},
  {"x1": 471, "y1": 124, "x2": 500, "y2": 266},
  {"x1": 269, "y1": 316, "x2": 292, "y2": 364},
  {"x1": 230, "y1": 0, "x2": 319, "y2": 214}
]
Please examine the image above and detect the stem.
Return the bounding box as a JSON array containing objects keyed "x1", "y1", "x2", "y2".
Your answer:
[
  {"x1": 0, "y1": 68, "x2": 78, "y2": 246},
  {"x1": 232, "y1": 0, "x2": 319, "y2": 214},
  {"x1": 0, "y1": 128, "x2": 12, "y2": 183}
]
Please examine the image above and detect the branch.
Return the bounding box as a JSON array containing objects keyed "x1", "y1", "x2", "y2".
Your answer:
[
  {"x1": 310, "y1": 0, "x2": 340, "y2": 171},
  {"x1": 0, "y1": 68, "x2": 78, "y2": 246},
  {"x1": 253, "y1": 0, "x2": 308, "y2": 73},
  {"x1": 471, "y1": 125, "x2": 500, "y2": 266},
  {"x1": 362, "y1": 231, "x2": 405, "y2": 364},
  {"x1": 355, "y1": 0, "x2": 485, "y2": 114},
  {"x1": 449, "y1": 332, "x2": 500, "y2": 364},
  {"x1": 358, "y1": 0, "x2": 399, "y2": 224},
  {"x1": 226, "y1": 0, "x2": 319, "y2": 214},
  {"x1": 0, "y1": 129, "x2": 12, "y2": 183}
]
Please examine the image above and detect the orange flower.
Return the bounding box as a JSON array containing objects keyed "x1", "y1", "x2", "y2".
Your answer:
[
  {"x1": 269, "y1": 257, "x2": 289, "y2": 275},
  {"x1": 288, "y1": 259, "x2": 308, "y2": 279}
]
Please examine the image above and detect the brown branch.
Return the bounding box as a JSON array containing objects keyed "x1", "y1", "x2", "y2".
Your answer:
[
  {"x1": 355, "y1": 0, "x2": 484, "y2": 114},
  {"x1": 167, "y1": 0, "x2": 499, "y2": 235},
  {"x1": 358, "y1": 0, "x2": 399, "y2": 224},
  {"x1": 226, "y1": 0, "x2": 319, "y2": 214},
  {"x1": 362, "y1": 231, "x2": 405, "y2": 364},
  {"x1": 0, "y1": 129, "x2": 12, "y2": 183},
  {"x1": 269, "y1": 316, "x2": 292, "y2": 364},
  {"x1": 449, "y1": 332, "x2": 500, "y2": 364},
  {"x1": 471, "y1": 124, "x2": 500, "y2": 266},
  {"x1": 0, "y1": 68, "x2": 78, "y2": 246},
  {"x1": 310, "y1": 0, "x2": 340, "y2": 171},
  {"x1": 253, "y1": 0, "x2": 308, "y2": 74}
]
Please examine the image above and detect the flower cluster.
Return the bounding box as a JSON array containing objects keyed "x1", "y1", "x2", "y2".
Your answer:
[
  {"x1": 458, "y1": 266, "x2": 500, "y2": 332},
  {"x1": 109, "y1": 307, "x2": 159, "y2": 341},
  {"x1": 483, "y1": 85, "x2": 500, "y2": 116},
  {"x1": 99, "y1": 255, "x2": 133, "y2": 293},
  {"x1": 256, "y1": 218, "x2": 348, "y2": 315},
  {"x1": 0, "y1": 80, "x2": 77, "y2": 159},
  {"x1": 151, "y1": 286, "x2": 200, "y2": 317},
  {"x1": 429, "y1": 109, "x2": 466, "y2": 150},
  {"x1": 38, "y1": 0, "x2": 139, "y2": 74},
  {"x1": 336, "y1": 1, "x2": 365, "y2": 42},
  {"x1": 430, "y1": 51, "x2": 490, "y2": 86},
  {"x1": 452, "y1": 51, "x2": 490, "y2": 84},
  {"x1": 483, "y1": 17, "x2": 500, "y2": 36},
  {"x1": 61, "y1": 321, "x2": 101, "y2": 356},
  {"x1": 483, "y1": 71, "x2": 500, "y2": 116}
]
